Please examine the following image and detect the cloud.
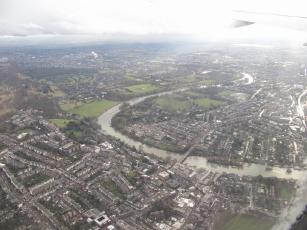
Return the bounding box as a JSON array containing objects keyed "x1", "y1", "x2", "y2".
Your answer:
[{"x1": 0, "y1": 0, "x2": 307, "y2": 43}]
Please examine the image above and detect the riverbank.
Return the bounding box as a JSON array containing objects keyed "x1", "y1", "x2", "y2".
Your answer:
[
  {"x1": 98, "y1": 97, "x2": 305, "y2": 180},
  {"x1": 97, "y1": 74, "x2": 307, "y2": 180}
]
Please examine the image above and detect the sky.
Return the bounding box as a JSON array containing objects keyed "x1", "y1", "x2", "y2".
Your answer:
[{"x1": 1, "y1": 0, "x2": 307, "y2": 44}]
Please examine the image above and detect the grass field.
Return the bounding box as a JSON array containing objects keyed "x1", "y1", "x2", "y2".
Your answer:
[
  {"x1": 218, "y1": 90, "x2": 234, "y2": 97},
  {"x1": 49, "y1": 119, "x2": 73, "y2": 128},
  {"x1": 194, "y1": 98, "x2": 224, "y2": 109},
  {"x1": 183, "y1": 74, "x2": 198, "y2": 83},
  {"x1": 215, "y1": 213, "x2": 275, "y2": 230},
  {"x1": 125, "y1": 74, "x2": 142, "y2": 82},
  {"x1": 59, "y1": 101, "x2": 83, "y2": 111},
  {"x1": 67, "y1": 99, "x2": 118, "y2": 118},
  {"x1": 155, "y1": 96, "x2": 191, "y2": 112},
  {"x1": 155, "y1": 95, "x2": 224, "y2": 112},
  {"x1": 125, "y1": 83, "x2": 159, "y2": 94},
  {"x1": 218, "y1": 90, "x2": 249, "y2": 102}
]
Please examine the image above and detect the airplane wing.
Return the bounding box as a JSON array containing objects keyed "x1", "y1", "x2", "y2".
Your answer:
[
  {"x1": 232, "y1": 10, "x2": 307, "y2": 36},
  {"x1": 232, "y1": 19, "x2": 255, "y2": 28}
]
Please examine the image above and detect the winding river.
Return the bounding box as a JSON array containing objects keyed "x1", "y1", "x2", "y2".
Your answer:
[{"x1": 98, "y1": 78, "x2": 306, "y2": 180}]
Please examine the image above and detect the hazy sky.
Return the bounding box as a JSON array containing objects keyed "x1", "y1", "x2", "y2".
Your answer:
[{"x1": 1, "y1": 0, "x2": 307, "y2": 43}]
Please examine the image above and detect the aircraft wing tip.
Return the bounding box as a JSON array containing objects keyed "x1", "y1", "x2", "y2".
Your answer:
[{"x1": 232, "y1": 20, "x2": 255, "y2": 28}]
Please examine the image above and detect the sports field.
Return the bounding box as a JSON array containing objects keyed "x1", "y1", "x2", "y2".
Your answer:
[
  {"x1": 194, "y1": 98, "x2": 224, "y2": 109},
  {"x1": 125, "y1": 83, "x2": 159, "y2": 94},
  {"x1": 60, "y1": 99, "x2": 118, "y2": 118},
  {"x1": 155, "y1": 96, "x2": 191, "y2": 112},
  {"x1": 215, "y1": 214, "x2": 275, "y2": 230},
  {"x1": 69, "y1": 100, "x2": 118, "y2": 118}
]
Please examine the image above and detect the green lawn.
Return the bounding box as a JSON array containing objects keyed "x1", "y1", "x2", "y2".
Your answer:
[
  {"x1": 215, "y1": 214, "x2": 275, "y2": 230},
  {"x1": 125, "y1": 83, "x2": 159, "y2": 94},
  {"x1": 49, "y1": 119, "x2": 73, "y2": 128},
  {"x1": 62, "y1": 99, "x2": 118, "y2": 118},
  {"x1": 194, "y1": 98, "x2": 224, "y2": 109},
  {"x1": 155, "y1": 96, "x2": 223, "y2": 112},
  {"x1": 218, "y1": 90, "x2": 234, "y2": 97},
  {"x1": 183, "y1": 74, "x2": 197, "y2": 83},
  {"x1": 103, "y1": 180, "x2": 125, "y2": 199},
  {"x1": 59, "y1": 101, "x2": 83, "y2": 111},
  {"x1": 155, "y1": 96, "x2": 191, "y2": 112},
  {"x1": 218, "y1": 90, "x2": 249, "y2": 102},
  {"x1": 125, "y1": 74, "x2": 142, "y2": 82}
]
